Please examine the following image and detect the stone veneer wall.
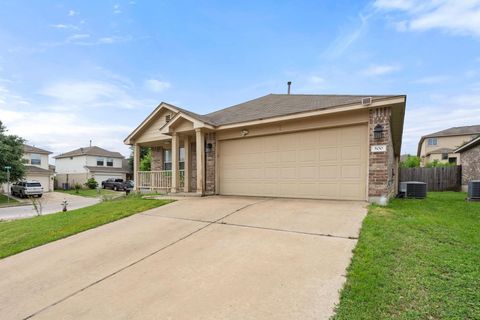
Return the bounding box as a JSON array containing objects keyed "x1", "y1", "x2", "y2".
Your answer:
[
  {"x1": 205, "y1": 132, "x2": 216, "y2": 194},
  {"x1": 368, "y1": 107, "x2": 396, "y2": 202},
  {"x1": 461, "y1": 144, "x2": 480, "y2": 187},
  {"x1": 190, "y1": 142, "x2": 197, "y2": 192},
  {"x1": 151, "y1": 146, "x2": 164, "y2": 171}
]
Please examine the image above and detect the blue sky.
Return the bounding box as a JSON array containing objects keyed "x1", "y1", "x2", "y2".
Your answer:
[{"x1": 1, "y1": 0, "x2": 480, "y2": 158}]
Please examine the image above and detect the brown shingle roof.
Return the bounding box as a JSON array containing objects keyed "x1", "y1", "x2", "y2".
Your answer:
[
  {"x1": 55, "y1": 146, "x2": 124, "y2": 159},
  {"x1": 25, "y1": 165, "x2": 53, "y2": 175},
  {"x1": 202, "y1": 94, "x2": 398, "y2": 126},
  {"x1": 23, "y1": 144, "x2": 51, "y2": 155},
  {"x1": 426, "y1": 148, "x2": 454, "y2": 156},
  {"x1": 422, "y1": 125, "x2": 480, "y2": 138}
]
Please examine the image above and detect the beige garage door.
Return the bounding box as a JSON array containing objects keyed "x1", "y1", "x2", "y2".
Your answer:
[
  {"x1": 28, "y1": 175, "x2": 51, "y2": 192},
  {"x1": 219, "y1": 124, "x2": 367, "y2": 200}
]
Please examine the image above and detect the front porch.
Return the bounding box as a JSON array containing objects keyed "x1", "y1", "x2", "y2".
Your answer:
[{"x1": 133, "y1": 129, "x2": 216, "y2": 195}]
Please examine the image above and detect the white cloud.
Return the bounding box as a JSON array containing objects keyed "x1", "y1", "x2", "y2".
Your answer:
[
  {"x1": 144, "y1": 79, "x2": 171, "y2": 92},
  {"x1": 1, "y1": 108, "x2": 133, "y2": 157},
  {"x1": 68, "y1": 10, "x2": 77, "y2": 17},
  {"x1": 63, "y1": 34, "x2": 131, "y2": 46},
  {"x1": 0, "y1": 74, "x2": 153, "y2": 157},
  {"x1": 374, "y1": 0, "x2": 480, "y2": 37},
  {"x1": 51, "y1": 24, "x2": 79, "y2": 30},
  {"x1": 323, "y1": 13, "x2": 371, "y2": 58},
  {"x1": 412, "y1": 75, "x2": 449, "y2": 84},
  {"x1": 40, "y1": 80, "x2": 148, "y2": 109},
  {"x1": 309, "y1": 76, "x2": 325, "y2": 84},
  {"x1": 362, "y1": 64, "x2": 401, "y2": 76},
  {"x1": 113, "y1": 4, "x2": 121, "y2": 14}
]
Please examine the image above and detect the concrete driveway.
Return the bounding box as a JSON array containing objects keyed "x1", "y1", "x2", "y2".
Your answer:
[
  {"x1": 0, "y1": 192, "x2": 99, "y2": 220},
  {"x1": 0, "y1": 196, "x2": 367, "y2": 320}
]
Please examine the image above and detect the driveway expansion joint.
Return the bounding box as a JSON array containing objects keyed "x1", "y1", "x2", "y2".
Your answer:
[
  {"x1": 22, "y1": 198, "x2": 268, "y2": 320},
  {"x1": 140, "y1": 211, "x2": 358, "y2": 240}
]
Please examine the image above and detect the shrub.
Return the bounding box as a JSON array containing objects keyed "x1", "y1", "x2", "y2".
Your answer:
[
  {"x1": 85, "y1": 178, "x2": 98, "y2": 189},
  {"x1": 400, "y1": 155, "x2": 420, "y2": 168},
  {"x1": 425, "y1": 160, "x2": 455, "y2": 168},
  {"x1": 73, "y1": 183, "x2": 82, "y2": 194}
]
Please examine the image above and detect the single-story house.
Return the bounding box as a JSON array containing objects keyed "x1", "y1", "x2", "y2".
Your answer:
[
  {"x1": 125, "y1": 93, "x2": 406, "y2": 203},
  {"x1": 55, "y1": 146, "x2": 129, "y2": 188},
  {"x1": 454, "y1": 135, "x2": 480, "y2": 191}
]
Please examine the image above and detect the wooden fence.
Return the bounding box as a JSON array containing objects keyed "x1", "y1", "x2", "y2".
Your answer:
[{"x1": 399, "y1": 166, "x2": 462, "y2": 192}]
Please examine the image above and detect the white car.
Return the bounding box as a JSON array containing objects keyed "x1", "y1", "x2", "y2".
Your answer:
[{"x1": 11, "y1": 181, "x2": 43, "y2": 198}]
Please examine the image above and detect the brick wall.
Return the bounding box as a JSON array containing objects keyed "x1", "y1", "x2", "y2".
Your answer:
[
  {"x1": 461, "y1": 145, "x2": 480, "y2": 187},
  {"x1": 205, "y1": 132, "x2": 216, "y2": 194},
  {"x1": 151, "y1": 146, "x2": 163, "y2": 170},
  {"x1": 368, "y1": 107, "x2": 395, "y2": 202}
]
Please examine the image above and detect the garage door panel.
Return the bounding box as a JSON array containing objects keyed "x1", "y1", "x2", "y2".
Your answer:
[
  {"x1": 318, "y1": 165, "x2": 340, "y2": 179},
  {"x1": 219, "y1": 124, "x2": 367, "y2": 200},
  {"x1": 341, "y1": 165, "x2": 362, "y2": 179},
  {"x1": 341, "y1": 146, "x2": 362, "y2": 160},
  {"x1": 319, "y1": 147, "x2": 338, "y2": 161}
]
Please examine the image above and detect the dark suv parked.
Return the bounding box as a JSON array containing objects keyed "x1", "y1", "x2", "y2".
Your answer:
[{"x1": 101, "y1": 178, "x2": 126, "y2": 191}]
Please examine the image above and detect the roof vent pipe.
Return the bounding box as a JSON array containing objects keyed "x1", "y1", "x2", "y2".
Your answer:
[{"x1": 287, "y1": 81, "x2": 292, "y2": 95}]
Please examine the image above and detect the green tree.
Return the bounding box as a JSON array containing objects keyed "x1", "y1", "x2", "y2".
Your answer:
[
  {"x1": 0, "y1": 121, "x2": 25, "y2": 183},
  {"x1": 400, "y1": 155, "x2": 420, "y2": 168},
  {"x1": 140, "y1": 148, "x2": 152, "y2": 171},
  {"x1": 128, "y1": 146, "x2": 151, "y2": 171}
]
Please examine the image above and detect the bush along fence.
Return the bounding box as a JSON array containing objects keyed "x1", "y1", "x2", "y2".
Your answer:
[{"x1": 399, "y1": 166, "x2": 462, "y2": 191}]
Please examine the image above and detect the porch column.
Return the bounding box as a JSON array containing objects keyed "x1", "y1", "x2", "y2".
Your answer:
[
  {"x1": 196, "y1": 128, "x2": 205, "y2": 194},
  {"x1": 184, "y1": 135, "x2": 191, "y2": 192},
  {"x1": 133, "y1": 144, "x2": 140, "y2": 191},
  {"x1": 171, "y1": 133, "x2": 180, "y2": 193}
]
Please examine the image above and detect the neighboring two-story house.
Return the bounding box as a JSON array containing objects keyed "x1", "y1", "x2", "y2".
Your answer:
[
  {"x1": 2, "y1": 144, "x2": 55, "y2": 193},
  {"x1": 54, "y1": 146, "x2": 129, "y2": 188},
  {"x1": 417, "y1": 125, "x2": 480, "y2": 166}
]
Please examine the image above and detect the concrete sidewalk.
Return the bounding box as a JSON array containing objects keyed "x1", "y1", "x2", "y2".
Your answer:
[
  {"x1": 0, "y1": 192, "x2": 99, "y2": 220},
  {"x1": 0, "y1": 196, "x2": 367, "y2": 319}
]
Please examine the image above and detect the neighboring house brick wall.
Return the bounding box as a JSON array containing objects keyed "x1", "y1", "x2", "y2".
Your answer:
[
  {"x1": 205, "y1": 132, "x2": 216, "y2": 194},
  {"x1": 461, "y1": 144, "x2": 480, "y2": 187},
  {"x1": 151, "y1": 146, "x2": 164, "y2": 171},
  {"x1": 368, "y1": 107, "x2": 395, "y2": 202}
]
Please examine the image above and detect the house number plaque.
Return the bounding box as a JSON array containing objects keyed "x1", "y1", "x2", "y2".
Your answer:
[{"x1": 371, "y1": 145, "x2": 387, "y2": 152}]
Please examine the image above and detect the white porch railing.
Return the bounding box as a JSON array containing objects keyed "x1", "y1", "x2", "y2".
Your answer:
[{"x1": 137, "y1": 170, "x2": 185, "y2": 191}]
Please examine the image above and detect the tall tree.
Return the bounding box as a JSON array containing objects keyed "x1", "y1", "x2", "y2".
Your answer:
[
  {"x1": 0, "y1": 121, "x2": 25, "y2": 183},
  {"x1": 128, "y1": 146, "x2": 151, "y2": 171}
]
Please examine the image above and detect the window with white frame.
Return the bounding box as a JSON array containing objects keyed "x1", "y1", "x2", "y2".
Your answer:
[
  {"x1": 163, "y1": 149, "x2": 172, "y2": 170},
  {"x1": 427, "y1": 138, "x2": 437, "y2": 146},
  {"x1": 97, "y1": 157, "x2": 104, "y2": 166},
  {"x1": 106, "y1": 158, "x2": 114, "y2": 167},
  {"x1": 31, "y1": 154, "x2": 41, "y2": 165},
  {"x1": 163, "y1": 148, "x2": 185, "y2": 170},
  {"x1": 179, "y1": 148, "x2": 185, "y2": 170}
]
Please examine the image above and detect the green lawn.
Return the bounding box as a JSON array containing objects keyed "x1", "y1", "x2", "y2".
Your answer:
[
  {"x1": 333, "y1": 192, "x2": 480, "y2": 320},
  {"x1": 56, "y1": 188, "x2": 119, "y2": 198},
  {"x1": 0, "y1": 194, "x2": 20, "y2": 207},
  {"x1": 0, "y1": 196, "x2": 172, "y2": 259}
]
